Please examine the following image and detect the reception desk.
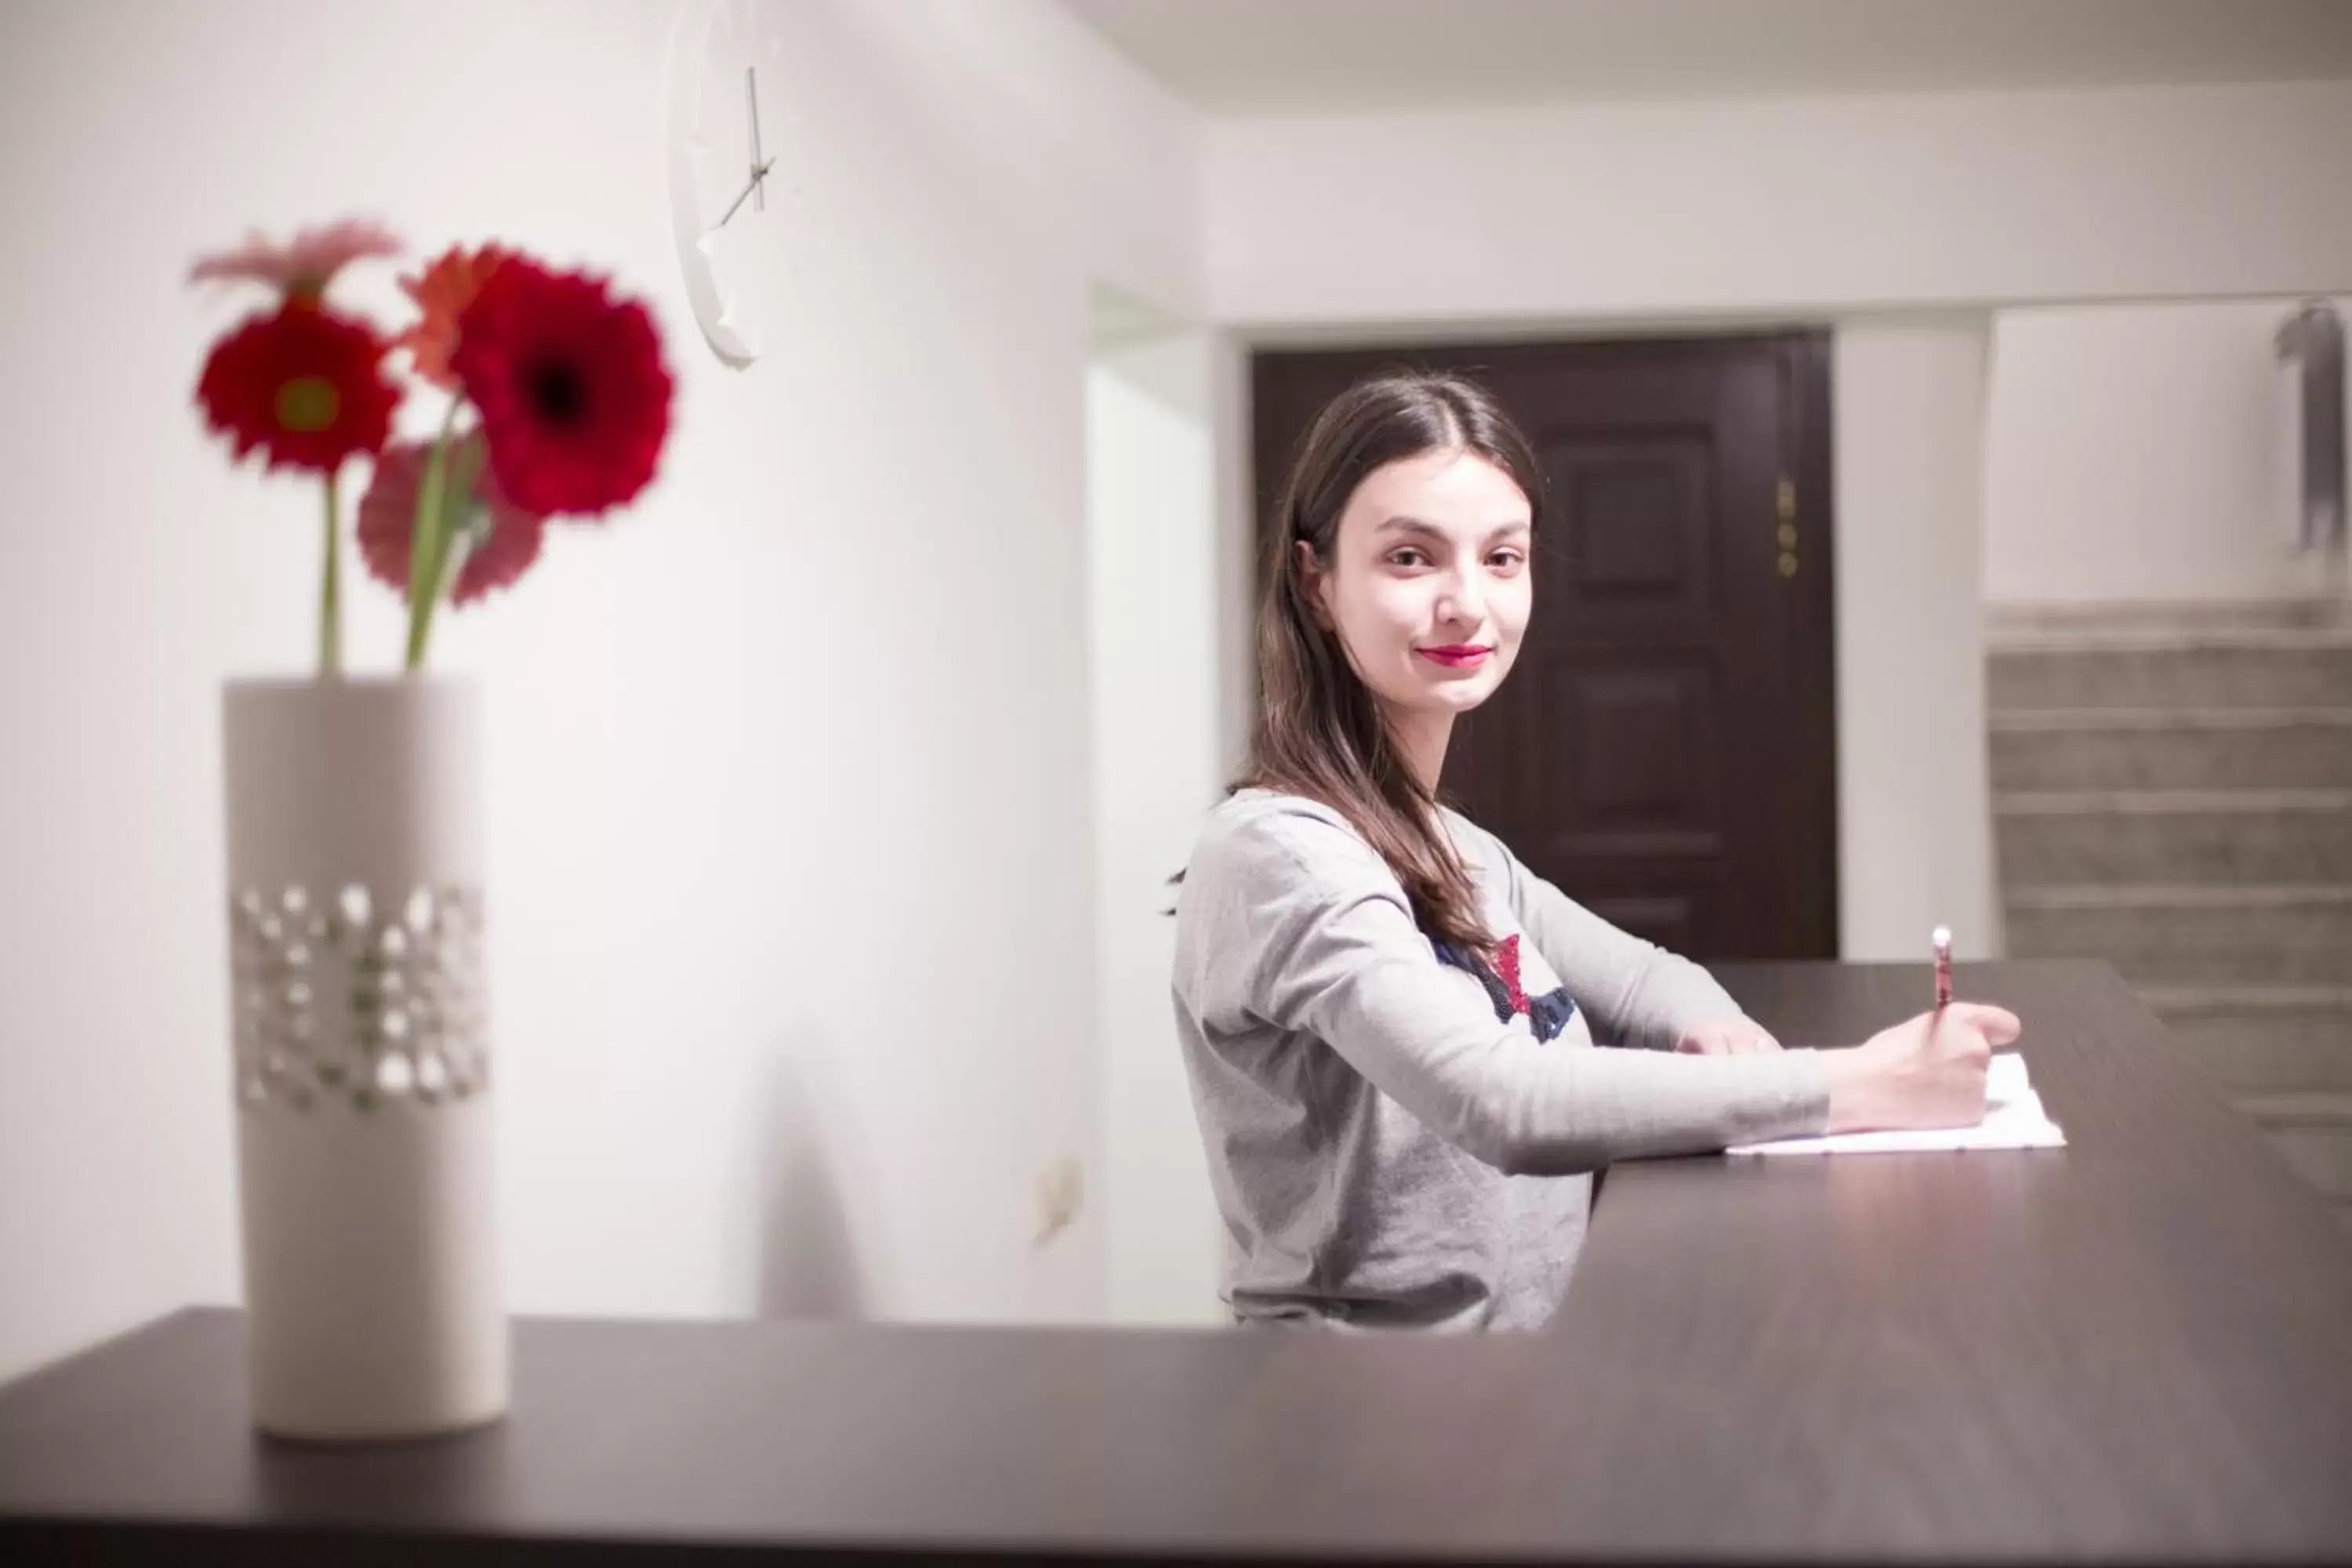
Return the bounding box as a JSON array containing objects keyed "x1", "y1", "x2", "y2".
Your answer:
[{"x1": 5, "y1": 960, "x2": 2350, "y2": 1563}]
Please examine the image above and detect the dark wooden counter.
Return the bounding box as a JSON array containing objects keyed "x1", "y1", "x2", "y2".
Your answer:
[{"x1": 5, "y1": 960, "x2": 2350, "y2": 1563}]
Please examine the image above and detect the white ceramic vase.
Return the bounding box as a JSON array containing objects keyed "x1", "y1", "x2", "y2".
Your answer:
[{"x1": 220, "y1": 677, "x2": 507, "y2": 1441}]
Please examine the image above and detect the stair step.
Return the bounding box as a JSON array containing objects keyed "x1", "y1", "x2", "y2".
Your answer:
[
  {"x1": 1988, "y1": 601, "x2": 2352, "y2": 638},
  {"x1": 1988, "y1": 708, "x2": 2352, "y2": 792},
  {"x1": 1993, "y1": 789, "x2": 2352, "y2": 884},
  {"x1": 2234, "y1": 1093, "x2": 2352, "y2": 1199},
  {"x1": 2143, "y1": 986, "x2": 2352, "y2": 1094},
  {"x1": 2004, "y1": 884, "x2": 2352, "y2": 986},
  {"x1": 1989, "y1": 626, "x2": 2352, "y2": 653},
  {"x1": 1987, "y1": 634, "x2": 2352, "y2": 712}
]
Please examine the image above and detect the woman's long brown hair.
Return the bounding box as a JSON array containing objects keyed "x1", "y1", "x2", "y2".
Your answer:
[{"x1": 1236, "y1": 370, "x2": 1546, "y2": 956}]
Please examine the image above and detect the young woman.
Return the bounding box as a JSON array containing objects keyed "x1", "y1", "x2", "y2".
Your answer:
[{"x1": 1171, "y1": 372, "x2": 2020, "y2": 1332}]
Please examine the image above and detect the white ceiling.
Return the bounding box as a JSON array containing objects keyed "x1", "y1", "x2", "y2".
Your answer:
[{"x1": 1062, "y1": 0, "x2": 2352, "y2": 113}]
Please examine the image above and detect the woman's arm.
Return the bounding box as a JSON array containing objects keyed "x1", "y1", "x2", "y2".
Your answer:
[
  {"x1": 1178, "y1": 804, "x2": 1831, "y2": 1174},
  {"x1": 1439, "y1": 815, "x2": 2024, "y2": 1127}
]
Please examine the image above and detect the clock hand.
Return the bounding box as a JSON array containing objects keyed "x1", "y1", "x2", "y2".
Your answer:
[
  {"x1": 746, "y1": 64, "x2": 767, "y2": 216},
  {"x1": 713, "y1": 157, "x2": 776, "y2": 230}
]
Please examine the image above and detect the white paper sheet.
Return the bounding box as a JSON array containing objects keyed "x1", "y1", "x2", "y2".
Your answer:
[{"x1": 1726, "y1": 1051, "x2": 2067, "y2": 1156}]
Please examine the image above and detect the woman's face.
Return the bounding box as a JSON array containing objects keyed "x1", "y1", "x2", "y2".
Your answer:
[{"x1": 1301, "y1": 448, "x2": 1534, "y2": 725}]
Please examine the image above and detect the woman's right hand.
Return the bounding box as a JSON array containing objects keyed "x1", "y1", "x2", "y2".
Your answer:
[{"x1": 1820, "y1": 1003, "x2": 2024, "y2": 1134}]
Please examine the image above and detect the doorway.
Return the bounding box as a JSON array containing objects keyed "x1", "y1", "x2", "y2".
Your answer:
[{"x1": 1250, "y1": 333, "x2": 1838, "y2": 959}]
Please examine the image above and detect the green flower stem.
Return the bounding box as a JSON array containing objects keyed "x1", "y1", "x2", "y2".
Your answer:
[
  {"x1": 403, "y1": 400, "x2": 476, "y2": 673},
  {"x1": 403, "y1": 411, "x2": 455, "y2": 671},
  {"x1": 319, "y1": 467, "x2": 342, "y2": 679}
]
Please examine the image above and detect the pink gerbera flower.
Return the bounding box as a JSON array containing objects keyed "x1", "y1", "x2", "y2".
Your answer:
[
  {"x1": 190, "y1": 219, "x2": 402, "y2": 303},
  {"x1": 357, "y1": 437, "x2": 546, "y2": 607},
  {"x1": 394, "y1": 243, "x2": 514, "y2": 392}
]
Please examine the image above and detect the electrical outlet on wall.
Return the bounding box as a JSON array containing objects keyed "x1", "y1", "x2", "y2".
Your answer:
[{"x1": 1033, "y1": 1156, "x2": 1083, "y2": 1247}]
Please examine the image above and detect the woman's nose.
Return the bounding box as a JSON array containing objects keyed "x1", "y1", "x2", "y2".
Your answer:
[{"x1": 1436, "y1": 571, "x2": 1485, "y2": 626}]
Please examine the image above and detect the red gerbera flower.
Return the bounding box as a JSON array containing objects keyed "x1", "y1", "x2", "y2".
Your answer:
[
  {"x1": 395, "y1": 243, "x2": 514, "y2": 392},
  {"x1": 451, "y1": 256, "x2": 673, "y2": 518},
  {"x1": 357, "y1": 438, "x2": 546, "y2": 606},
  {"x1": 194, "y1": 303, "x2": 400, "y2": 474}
]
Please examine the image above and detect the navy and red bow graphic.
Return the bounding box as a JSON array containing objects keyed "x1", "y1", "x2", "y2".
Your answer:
[{"x1": 1432, "y1": 932, "x2": 1578, "y2": 1043}]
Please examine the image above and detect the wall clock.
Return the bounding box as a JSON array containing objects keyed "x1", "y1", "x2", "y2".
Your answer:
[{"x1": 665, "y1": 0, "x2": 781, "y2": 367}]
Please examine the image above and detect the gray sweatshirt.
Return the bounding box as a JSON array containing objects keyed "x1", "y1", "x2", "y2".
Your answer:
[{"x1": 1171, "y1": 788, "x2": 1831, "y2": 1331}]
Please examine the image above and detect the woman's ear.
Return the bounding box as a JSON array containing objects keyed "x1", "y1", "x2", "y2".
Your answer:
[{"x1": 1294, "y1": 539, "x2": 1334, "y2": 630}]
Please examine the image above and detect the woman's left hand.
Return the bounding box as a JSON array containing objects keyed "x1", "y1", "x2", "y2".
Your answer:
[{"x1": 1674, "y1": 1018, "x2": 1784, "y2": 1055}]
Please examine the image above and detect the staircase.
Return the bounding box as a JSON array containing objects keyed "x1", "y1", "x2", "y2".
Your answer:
[{"x1": 1988, "y1": 602, "x2": 2352, "y2": 1229}]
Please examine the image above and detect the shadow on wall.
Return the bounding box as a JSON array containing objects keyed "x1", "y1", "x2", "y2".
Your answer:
[{"x1": 751, "y1": 1029, "x2": 877, "y2": 1319}]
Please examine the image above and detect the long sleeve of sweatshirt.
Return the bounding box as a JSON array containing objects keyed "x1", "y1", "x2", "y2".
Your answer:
[{"x1": 1179, "y1": 794, "x2": 1831, "y2": 1178}]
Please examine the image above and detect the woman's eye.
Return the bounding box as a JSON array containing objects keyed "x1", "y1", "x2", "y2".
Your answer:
[
  {"x1": 1490, "y1": 550, "x2": 1526, "y2": 571},
  {"x1": 1387, "y1": 549, "x2": 1428, "y2": 568}
]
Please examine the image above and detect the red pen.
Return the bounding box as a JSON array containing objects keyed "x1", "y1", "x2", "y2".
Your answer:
[{"x1": 1933, "y1": 925, "x2": 1953, "y2": 1008}]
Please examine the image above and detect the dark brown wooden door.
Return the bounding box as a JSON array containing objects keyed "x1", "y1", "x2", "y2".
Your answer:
[{"x1": 1251, "y1": 335, "x2": 1837, "y2": 960}]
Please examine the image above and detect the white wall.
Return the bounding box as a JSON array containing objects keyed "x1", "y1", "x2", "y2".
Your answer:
[
  {"x1": 0, "y1": 0, "x2": 1199, "y2": 1381},
  {"x1": 1204, "y1": 80, "x2": 2352, "y2": 328},
  {"x1": 1832, "y1": 321, "x2": 2003, "y2": 962},
  {"x1": 1086, "y1": 322, "x2": 1227, "y2": 1325},
  {"x1": 1984, "y1": 298, "x2": 2352, "y2": 605}
]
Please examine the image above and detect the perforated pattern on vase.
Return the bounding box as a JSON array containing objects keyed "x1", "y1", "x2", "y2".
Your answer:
[{"x1": 229, "y1": 884, "x2": 490, "y2": 1113}]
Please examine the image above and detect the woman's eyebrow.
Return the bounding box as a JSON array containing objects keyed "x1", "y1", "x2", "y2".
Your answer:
[{"x1": 1374, "y1": 516, "x2": 1531, "y2": 542}]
